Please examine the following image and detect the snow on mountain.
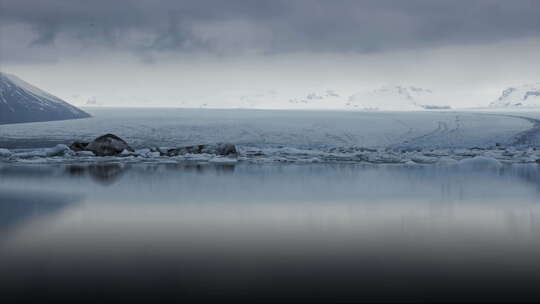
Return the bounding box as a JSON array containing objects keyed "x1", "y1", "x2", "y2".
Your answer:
[
  {"x1": 149, "y1": 85, "x2": 444, "y2": 111},
  {"x1": 346, "y1": 85, "x2": 440, "y2": 111},
  {"x1": 0, "y1": 72, "x2": 90, "y2": 124},
  {"x1": 489, "y1": 83, "x2": 540, "y2": 108},
  {"x1": 61, "y1": 84, "x2": 448, "y2": 111},
  {"x1": 284, "y1": 86, "x2": 446, "y2": 111},
  {"x1": 288, "y1": 90, "x2": 342, "y2": 108},
  {"x1": 237, "y1": 90, "x2": 281, "y2": 108},
  {"x1": 178, "y1": 90, "x2": 279, "y2": 109}
]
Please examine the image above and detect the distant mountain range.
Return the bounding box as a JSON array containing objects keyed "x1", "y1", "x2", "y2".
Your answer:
[
  {"x1": 284, "y1": 85, "x2": 450, "y2": 110},
  {"x1": 345, "y1": 85, "x2": 449, "y2": 111},
  {"x1": 20, "y1": 75, "x2": 540, "y2": 112},
  {"x1": 489, "y1": 83, "x2": 540, "y2": 108},
  {"x1": 191, "y1": 85, "x2": 451, "y2": 111},
  {"x1": 0, "y1": 72, "x2": 90, "y2": 124}
]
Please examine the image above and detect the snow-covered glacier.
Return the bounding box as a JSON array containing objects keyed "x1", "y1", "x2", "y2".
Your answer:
[{"x1": 1, "y1": 108, "x2": 540, "y2": 165}]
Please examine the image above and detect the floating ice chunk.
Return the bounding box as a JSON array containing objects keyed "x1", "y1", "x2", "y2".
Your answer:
[
  {"x1": 45, "y1": 144, "x2": 72, "y2": 157},
  {"x1": 133, "y1": 148, "x2": 161, "y2": 158},
  {"x1": 120, "y1": 149, "x2": 135, "y2": 156},
  {"x1": 512, "y1": 145, "x2": 530, "y2": 151},
  {"x1": 411, "y1": 155, "x2": 438, "y2": 164},
  {"x1": 17, "y1": 158, "x2": 50, "y2": 163},
  {"x1": 519, "y1": 156, "x2": 537, "y2": 163},
  {"x1": 14, "y1": 145, "x2": 72, "y2": 158},
  {"x1": 459, "y1": 156, "x2": 501, "y2": 168},
  {"x1": 0, "y1": 148, "x2": 11, "y2": 158},
  {"x1": 76, "y1": 151, "x2": 95, "y2": 157},
  {"x1": 437, "y1": 157, "x2": 459, "y2": 166},
  {"x1": 482, "y1": 151, "x2": 499, "y2": 158},
  {"x1": 15, "y1": 150, "x2": 48, "y2": 158},
  {"x1": 368, "y1": 152, "x2": 407, "y2": 164},
  {"x1": 320, "y1": 152, "x2": 368, "y2": 162},
  {"x1": 209, "y1": 157, "x2": 238, "y2": 164},
  {"x1": 454, "y1": 149, "x2": 480, "y2": 157},
  {"x1": 158, "y1": 147, "x2": 170, "y2": 154},
  {"x1": 148, "y1": 152, "x2": 161, "y2": 158},
  {"x1": 135, "y1": 148, "x2": 151, "y2": 155},
  {"x1": 181, "y1": 153, "x2": 213, "y2": 161},
  {"x1": 423, "y1": 150, "x2": 450, "y2": 157},
  {"x1": 14, "y1": 145, "x2": 66, "y2": 158}
]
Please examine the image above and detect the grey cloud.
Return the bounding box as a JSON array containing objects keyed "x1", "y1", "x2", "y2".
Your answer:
[
  {"x1": 29, "y1": 24, "x2": 57, "y2": 46},
  {"x1": 1, "y1": 0, "x2": 540, "y2": 62}
]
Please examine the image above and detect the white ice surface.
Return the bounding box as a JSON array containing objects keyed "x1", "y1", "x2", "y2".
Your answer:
[
  {"x1": 0, "y1": 108, "x2": 532, "y2": 148},
  {"x1": 0, "y1": 108, "x2": 539, "y2": 164}
]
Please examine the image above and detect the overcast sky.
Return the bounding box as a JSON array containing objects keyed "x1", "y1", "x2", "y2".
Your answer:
[{"x1": 1, "y1": 0, "x2": 539, "y2": 107}]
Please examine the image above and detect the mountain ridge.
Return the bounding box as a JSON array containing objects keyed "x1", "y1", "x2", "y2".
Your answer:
[
  {"x1": 489, "y1": 83, "x2": 540, "y2": 108},
  {"x1": 0, "y1": 72, "x2": 90, "y2": 124}
]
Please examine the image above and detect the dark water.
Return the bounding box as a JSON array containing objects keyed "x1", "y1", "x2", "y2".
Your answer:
[{"x1": 1, "y1": 163, "x2": 540, "y2": 302}]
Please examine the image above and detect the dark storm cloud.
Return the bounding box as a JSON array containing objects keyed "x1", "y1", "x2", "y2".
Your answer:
[{"x1": 1, "y1": 0, "x2": 540, "y2": 62}]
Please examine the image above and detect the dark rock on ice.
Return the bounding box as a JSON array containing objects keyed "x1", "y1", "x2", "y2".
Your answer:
[
  {"x1": 84, "y1": 134, "x2": 134, "y2": 156},
  {"x1": 211, "y1": 143, "x2": 238, "y2": 156},
  {"x1": 166, "y1": 143, "x2": 238, "y2": 157},
  {"x1": 165, "y1": 145, "x2": 205, "y2": 156},
  {"x1": 69, "y1": 141, "x2": 90, "y2": 152}
]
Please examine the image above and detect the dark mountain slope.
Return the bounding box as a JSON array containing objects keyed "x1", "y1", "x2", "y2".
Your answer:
[{"x1": 0, "y1": 72, "x2": 90, "y2": 124}]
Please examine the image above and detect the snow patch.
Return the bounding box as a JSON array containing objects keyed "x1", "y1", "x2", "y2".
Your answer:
[{"x1": 490, "y1": 83, "x2": 540, "y2": 108}]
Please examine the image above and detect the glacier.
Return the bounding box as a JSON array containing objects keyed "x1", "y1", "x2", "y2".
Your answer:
[{"x1": 1, "y1": 108, "x2": 540, "y2": 165}]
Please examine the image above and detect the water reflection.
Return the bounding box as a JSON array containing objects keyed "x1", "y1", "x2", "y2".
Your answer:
[
  {"x1": 65, "y1": 164, "x2": 127, "y2": 185},
  {"x1": 1, "y1": 163, "x2": 540, "y2": 302},
  {"x1": 162, "y1": 162, "x2": 236, "y2": 174},
  {"x1": 62, "y1": 162, "x2": 236, "y2": 186},
  {"x1": 0, "y1": 190, "x2": 81, "y2": 234}
]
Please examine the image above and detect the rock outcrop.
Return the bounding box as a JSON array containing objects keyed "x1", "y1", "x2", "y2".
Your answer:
[
  {"x1": 69, "y1": 134, "x2": 237, "y2": 158},
  {"x1": 69, "y1": 141, "x2": 90, "y2": 152},
  {"x1": 71, "y1": 134, "x2": 133, "y2": 156},
  {"x1": 165, "y1": 143, "x2": 238, "y2": 157},
  {"x1": 85, "y1": 134, "x2": 134, "y2": 156}
]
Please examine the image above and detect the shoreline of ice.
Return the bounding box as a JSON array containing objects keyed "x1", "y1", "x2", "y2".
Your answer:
[{"x1": 1, "y1": 143, "x2": 539, "y2": 167}]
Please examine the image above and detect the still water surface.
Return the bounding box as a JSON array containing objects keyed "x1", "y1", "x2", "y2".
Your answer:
[{"x1": 1, "y1": 163, "x2": 540, "y2": 302}]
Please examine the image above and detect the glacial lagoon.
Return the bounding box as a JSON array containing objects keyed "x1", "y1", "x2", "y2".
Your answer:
[{"x1": 1, "y1": 162, "x2": 540, "y2": 302}]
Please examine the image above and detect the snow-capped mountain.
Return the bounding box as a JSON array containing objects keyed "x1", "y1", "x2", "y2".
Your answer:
[
  {"x1": 489, "y1": 83, "x2": 540, "y2": 108},
  {"x1": 175, "y1": 85, "x2": 444, "y2": 111},
  {"x1": 53, "y1": 84, "x2": 448, "y2": 111},
  {"x1": 0, "y1": 72, "x2": 90, "y2": 124},
  {"x1": 288, "y1": 90, "x2": 342, "y2": 106},
  {"x1": 284, "y1": 86, "x2": 446, "y2": 111},
  {"x1": 346, "y1": 85, "x2": 439, "y2": 111}
]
